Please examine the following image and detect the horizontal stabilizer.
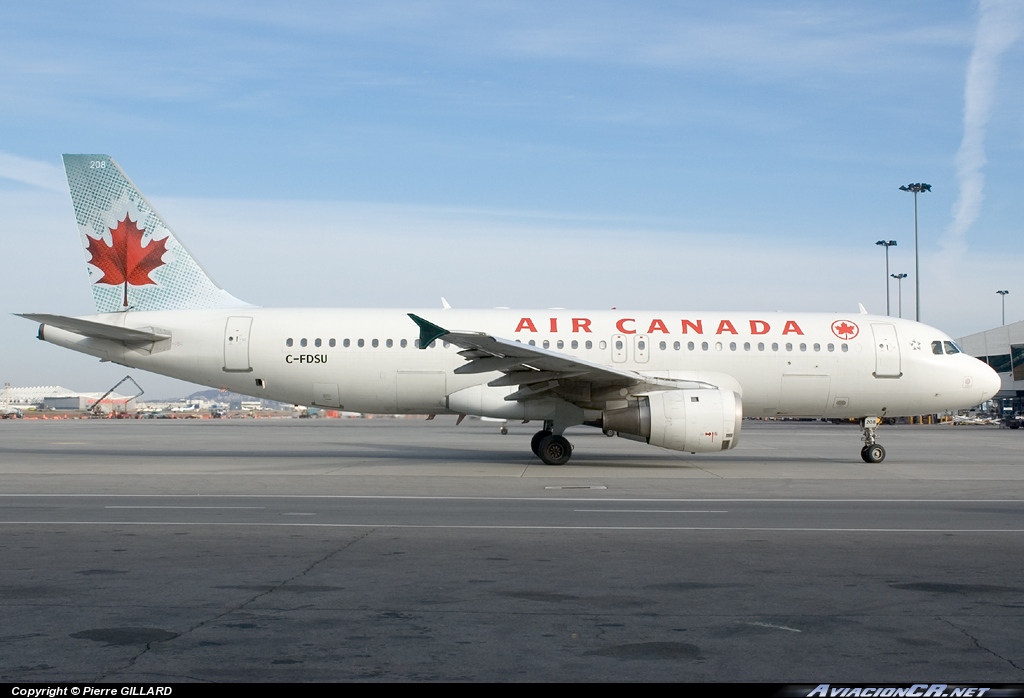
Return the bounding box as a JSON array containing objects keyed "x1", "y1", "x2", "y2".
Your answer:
[{"x1": 18, "y1": 313, "x2": 170, "y2": 344}]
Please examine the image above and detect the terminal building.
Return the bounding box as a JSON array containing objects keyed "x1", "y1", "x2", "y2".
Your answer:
[{"x1": 958, "y1": 320, "x2": 1024, "y2": 417}]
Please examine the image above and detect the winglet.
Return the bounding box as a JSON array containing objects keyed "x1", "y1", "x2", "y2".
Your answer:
[
  {"x1": 408, "y1": 314, "x2": 448, "y2": 349},
  {"x1": 858, "y1": 303, "x2": 868, "y2": 315}
]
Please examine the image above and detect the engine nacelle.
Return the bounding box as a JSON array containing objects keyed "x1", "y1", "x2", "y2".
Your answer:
[{"x1": 603, "y1": 389, "x2": 742, "y2": 452}]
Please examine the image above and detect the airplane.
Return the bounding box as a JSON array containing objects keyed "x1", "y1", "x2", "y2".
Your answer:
[{"x1": 18, "y1": 155, "x2": 1001, "y2": 466}]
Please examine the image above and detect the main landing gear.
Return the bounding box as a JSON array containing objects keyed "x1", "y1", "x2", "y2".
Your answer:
[
  {"x1": 860, "y1": 417, "x2": 886, "y2": 463},
  {"x1": 530, "y1": 422, "x2": 573, "y2": 465}
]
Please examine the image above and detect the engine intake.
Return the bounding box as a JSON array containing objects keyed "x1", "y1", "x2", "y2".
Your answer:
[{"x1": 603, "y1": 389, "x2": 742, "y2": 452}]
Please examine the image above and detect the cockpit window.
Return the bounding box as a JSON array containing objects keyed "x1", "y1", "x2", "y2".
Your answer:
[
  {"x1": 943, "y1": 341, "x2": 961, "y2": 355},
  {"x1": 931, "y1": 341, "x2": 943, "y2": 355}
]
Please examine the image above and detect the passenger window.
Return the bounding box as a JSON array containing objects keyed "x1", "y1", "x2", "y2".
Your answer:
[
  {"x1": 286, "y1": 338, "x2": 293, "y2": 347},
  {"x1": 659, "y1": 341, "x2": 667, "y2": 350},
  {"x1": 599, "y1": 341, "x2": 607, "y2": 350},
  {"x1": 841, "y1": 343, "x2": 849, "y2": 352},
  {"x1": 300, "y1": 338, "x2": 308, "y2": 348},
  {"x1": 785, "y1": 343, "x2": 793, "y2": 351},
  {"x1": 386, "y1": 339, "x2": 393, "y2": 348},
  {"x1": 932, "y1": 341, "x2": 943, "y2": 355},
  {"x1": 529, "y1": 340, "x2": 536, "y2": 346},
  {"x1": 827, "y1": 343, "x2": 834, "y2": 352},
  {"x1": 401, "y1": 339, "x2": 408, "y2": 348},
  {"x1": 813, "y1": 343, "x2": 820, "y2": 352},
  {"x1": 757, "y1": 342, "x2": 765, "y2": 351},
  {"x1": 943, "y1": 341, "x2": 960, "y2": 355},
  {"x1": 371, "y1": 339, "x2": 379, "y2": 348},
  {"x1": 571, "y1": 340, "x2": 579, "y2": 350},
  {"x1": 743, "y1": 342, "x2": 750, "y2": 351},
  {"x1": 674, "y1": 341, "x2": 681, "y2": 350},
  {"x1": 729, "y1": 342, "x2": 737, "y2": 351},
  {"x1": 443, "y1": 341, "x2": 450, "y2": 348},
  {"x1": 585, "y1": 340, "x2": 593, "y2": 350},
  {"x1": 357, "y1": 339, "x2": 364, "y2": 348},
  {"x1": 343, "y1": 339, "x2": 351, "y2": 348},
  {"x1": 314, "y1": 338, "x2": 322, "y2": 348},
  {"x1": 638, "y1": 340, "x2": 646, "y2": 351},
  {"x1": 772, "y1": 343, "x2": 779, "y2": 351},
  {"x1": 543, "y1": 340, "x2": 550, "y2": 349},
  {"x1": 687, "y1": 341, "x2": 695, "y2": 351},
  {"x1": 557, "y1": 340, "x2": 564, "y2": 349},
  {"x1": 799, "y1": 343, "x2": 806, "y2": 352},
  {"x1": 715, "y1": 342, "x2": 722, "y2": 351},
  {"x1": 329, "y1": 339, "x2": 336, "y2": 348},
  {"x1": 701, "y1": 342, "x2": 709, "y2": 351}
]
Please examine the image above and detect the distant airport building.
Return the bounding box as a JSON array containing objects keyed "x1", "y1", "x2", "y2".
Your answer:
[
  {"x1": 3, "y1": 386, "x2": 137, "y2": 414},
  {"x1": 958, "y1": 320, "x2": 1024, "y2": 416}
]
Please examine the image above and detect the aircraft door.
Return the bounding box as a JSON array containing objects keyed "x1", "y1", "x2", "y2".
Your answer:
[
  {"x1": 223, "y1": 316, "x2": 253, "y2": 372},
  {"x1": 611, "y1": 334, "x2": 627, "y2": 363},
  {"x1": 634, "y1": 334, "x2": 650, "y2": 363},
  {"x1": 871, "y1": 323, "x2": 902, "y2": 378}
]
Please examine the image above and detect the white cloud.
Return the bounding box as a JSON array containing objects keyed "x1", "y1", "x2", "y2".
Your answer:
[{"x1": 0, "y1": 152, "x2": 66, "y2": 192}]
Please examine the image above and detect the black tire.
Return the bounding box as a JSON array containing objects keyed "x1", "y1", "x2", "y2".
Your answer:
[
  {"x1": 538, "y1": 435, "x2": 572, "y2": 465},
  {"x1": 863, "y1": 444, "x2": 885, "y2": 463},
  {"x1": 884, "y1": 417, "x2": 897, "y2": 425},
  {"x1": 531, "y1": 430, "x2": 552, "y2": 456}
]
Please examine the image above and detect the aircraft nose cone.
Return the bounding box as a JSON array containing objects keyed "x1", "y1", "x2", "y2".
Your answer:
[{"x1": 979, "y1": 363, "x2": 1002, "y2": 402}]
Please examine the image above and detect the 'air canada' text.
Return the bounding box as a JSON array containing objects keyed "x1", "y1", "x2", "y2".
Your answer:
[{"x1": 513, "y1": 317, "x2": 806, "y2": 336}]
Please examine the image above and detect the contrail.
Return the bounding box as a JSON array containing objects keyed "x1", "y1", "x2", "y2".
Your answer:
[{"x1": 941, "y1": 0, "x2": 1023, "y2": 257}]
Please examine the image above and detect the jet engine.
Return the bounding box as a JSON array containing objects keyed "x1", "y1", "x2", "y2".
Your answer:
[{"x1": 602, "y1": 389, "x2": 742, "y2": 452}]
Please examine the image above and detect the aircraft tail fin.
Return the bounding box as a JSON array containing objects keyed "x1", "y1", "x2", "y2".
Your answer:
[{"x1": 62, "y1": 154, "x2": 249, "y2": 313}]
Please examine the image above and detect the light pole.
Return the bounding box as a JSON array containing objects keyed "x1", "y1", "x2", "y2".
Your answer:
[
  {"x1": 876, "y1": 240, "x2": 897, "y2": 315},
  {"x1": 892, "y1": 273, "x2": 908, "y2": 318},
  {"x1": 899, "y1": 183, "x2": 931, "y2": 322},
  {"x1": 997, "y1": 290, "x2": 1009, "y2": 325}
]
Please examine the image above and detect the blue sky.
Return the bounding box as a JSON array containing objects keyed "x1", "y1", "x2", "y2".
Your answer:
[{"x1": 2, "y1": 1, "x2": 1023, "y2": 397}]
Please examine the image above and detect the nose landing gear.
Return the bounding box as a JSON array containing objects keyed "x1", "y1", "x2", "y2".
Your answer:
[{"x1": 860, "y1": 417, "x2": 886, "y2": 463}]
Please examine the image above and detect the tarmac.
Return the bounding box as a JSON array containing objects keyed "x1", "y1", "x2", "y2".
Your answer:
[{"x1": 1, "y1": 418, "x2": 1022, "y2": 682}]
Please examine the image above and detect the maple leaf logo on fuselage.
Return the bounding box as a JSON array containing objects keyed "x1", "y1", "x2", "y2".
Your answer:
[
  {"x1": 85, "y1": 215, "x2": 169, "y2": 308},
  {"x1": 831, "y1": 320, "x2": 859, "y2": 340}
]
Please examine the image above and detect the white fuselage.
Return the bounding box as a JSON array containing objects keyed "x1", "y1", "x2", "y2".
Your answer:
[{"x1": 39, "y1": 308, "x2": 999, "y2": 420}]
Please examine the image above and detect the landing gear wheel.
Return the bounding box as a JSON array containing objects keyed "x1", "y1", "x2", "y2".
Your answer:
[
  {"x1": 531, "y1": 430, "x2": 553, "y2": 456},
  {"x1": 861, "y1": 444, "x2": 886, "y2": 463},
  {"x1": 500, "y1": 426, "x2": 508, "y2": 435},
  {"x1": 538, "y1": 434, "x2": 572, "y2": 465}
]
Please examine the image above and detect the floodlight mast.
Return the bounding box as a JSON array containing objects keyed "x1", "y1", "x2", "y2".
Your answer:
[
  {"x1": 899, "y1": 183, "x2": 931, "y2": 322},
  {"x1": 892, "y1": 273, "x2": 908, "y2": 318},
  {"x1": 876, "y1": 240, "x2": 897, "y2": 315},
  {"x1": 997, "y1": 290, "x2": 1009, "y2": 326}
]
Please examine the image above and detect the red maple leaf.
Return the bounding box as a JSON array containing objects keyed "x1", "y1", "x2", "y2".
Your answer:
[
  {"x1": 85, "y1": 215, "x2": 168, "y2": 307},
  {"x1": 831, "y1": 319, "x2": 856, "y2": 337}
]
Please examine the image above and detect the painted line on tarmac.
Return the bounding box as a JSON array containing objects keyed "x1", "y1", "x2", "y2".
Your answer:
[
  {"x1": 2, "y1": 520, "x2": 1024, "y2": 533},
  {"x1": 3, "y1": 494, "x2": 1024, "y2": 503}
]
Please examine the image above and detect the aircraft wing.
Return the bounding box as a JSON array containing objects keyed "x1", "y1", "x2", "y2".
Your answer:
[
  {"x1": 408, "y1": 314, "x2": 717, "y2": 405},
  {"x1": 18, "y1": 313, "x2": 170, "y2": 344}
]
